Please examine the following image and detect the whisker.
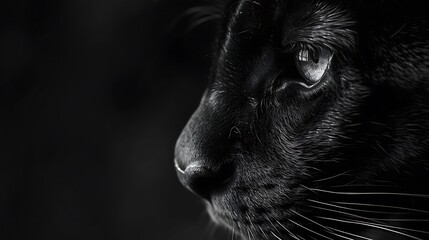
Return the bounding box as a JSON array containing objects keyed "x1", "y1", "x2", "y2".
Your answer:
[
  {"x1": 291, "y1": 209, "x2": 366, "y2": 239},
  {"x1": 265, "y1": 216, "x2": 276, "y2": 229},
  {"x1": 328, "y1": 232, "x2": 354, "y2": 240},
  {"x1": 334, "y1": 202, "x2": 429, "y2": 215},
  {"x1": 247, "y1": 228, "x2": 252, "y2": 240},
  {"x1": 376, "y1": 218, "x2": 429, "y2": 222},
  {"x1": 276, "y1": 220, "x2": 300, "y2": 240},
  {"x1": 271, "y1": 231, "x2": 282, "y2": 240},
  {"x1": 204, "y1": 220, "x2": 217, "y2": 240},
  {"x1": 182, "y1": 6, "x2": 221, "y2": 18},
  {"x1": 316, "y1": 217, "x2": 424, "y2": 240},
  {"x1": 309, "y1": 205, "x2": 386, "y2": 225},
  {"x1": 330, "y1": 184, "x2": 399, "y2": 188},
  {"x1": 295, "y1": 235, "x2": 305, "y2": 240},
  {"x1": 332, "y1": 217, "x2": 429, "y2": 236},
  {"x1": 306, "y1": 187, "x2": 429, "y2": 198},
  {"x1": 289, "y1": 219, "x2": 334, "y2": 240},
  {"x1": 265, "y1": 216, "x2": 283, "y2": 239},
  {"x1": 246, "y1": 214, "x2": 257, "y2": 240},
  {"x1": 185, "y1": 15, "x2": 222, "y2": 33},
  {"x1": 167, "y1": 4, "x2": 223, "y2": 35},
  {"x1": 305, "y1": 166, "x2": 324, "y2": 173},
  {"x1": 295, "y1": 234, "x2": 307, "y2": 240},
  {"x1": 309, "y1": 199, "x2": 405, "y2": 215},
  {"x1": 258, "y1": 226, "x2": 268, "y2": 240},
  {"x1": 325, "y1": 226, "x2": 373, "y2": 240},
  {"x1": 231, "y1": 225, "x2": 235, "y2": 240},
  {"x1": 352, "y1": 220, "x2": 429, "y2": 235},
  {"x1": 291, "y1": 210, "x2": 333, "y2": 232},
  {"x1": 312, "y1": 171, "x2": 351, "y2": 183},
  {"x1": 248, "y1": 0, "x2": 261, "y2": 6}
]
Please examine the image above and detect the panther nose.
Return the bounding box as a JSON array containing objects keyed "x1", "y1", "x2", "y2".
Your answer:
[{"x1": 175, "y1": 159, "x2": 234, "y2": 201}]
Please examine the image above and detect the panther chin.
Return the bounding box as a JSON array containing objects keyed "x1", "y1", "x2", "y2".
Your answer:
[
  {"x1": 204, "y1": 183, "x2": 302, "y2": 240},
  {"x1": 175, "y1": 0, "x2": 429, "y2": 239}
]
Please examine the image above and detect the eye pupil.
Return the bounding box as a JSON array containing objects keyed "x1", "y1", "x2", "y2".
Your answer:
[{"x1": 311, "y1": 50, "x2": 320, "y2": 64}]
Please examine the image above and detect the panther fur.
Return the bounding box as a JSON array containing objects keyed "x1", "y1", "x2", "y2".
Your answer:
[{"x1": 175, "y1": 1, "x2": 429, "y2": 239}]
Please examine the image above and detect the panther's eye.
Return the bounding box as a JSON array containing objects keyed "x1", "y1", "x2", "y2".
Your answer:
[{"x1": 295, "y1": 48, "x2": 333, "y2": 86}]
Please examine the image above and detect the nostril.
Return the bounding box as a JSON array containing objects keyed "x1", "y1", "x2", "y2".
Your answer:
[
  {"x1": 176, "y1": 161, "x2": 234, "y2": 201},
  {"x1": 184, "y1": 163, "x2": 216, "y2": 200}
]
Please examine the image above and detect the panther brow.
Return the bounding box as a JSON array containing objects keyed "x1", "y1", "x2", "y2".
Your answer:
[{"x1": 283, "y1": 2, "x2": 356, "y2": 53}]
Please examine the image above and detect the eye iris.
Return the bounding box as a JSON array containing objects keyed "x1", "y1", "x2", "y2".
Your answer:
[{"x1": 295, "y1": 48, "x2": 332, "y2": 85}]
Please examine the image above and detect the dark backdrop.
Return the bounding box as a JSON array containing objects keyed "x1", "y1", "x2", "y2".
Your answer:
[{"x1": 0, "y1": 0, "x2": 228, "y2": 239}]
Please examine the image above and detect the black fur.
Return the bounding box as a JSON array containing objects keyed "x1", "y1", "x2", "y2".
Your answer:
[{"x1": 175, "y1": 0, "x2": 429, "y2": 239}]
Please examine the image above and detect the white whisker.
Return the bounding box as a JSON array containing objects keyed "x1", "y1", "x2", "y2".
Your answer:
[
  {"x1": 312, "y1": 171, "x2": 351, "y2": 183},
  {"x1": 258, "y1": 226, "x2": 268, "y2": 240},
  {"x1": 246, "y1": 228, "x2": 252, "y2": 240},
  {"x1": 291, "y1": 209, "x2": 362, "y2": 239},
  {"x1": 325, "y1": 226, "x2": 373, "y2": 240},
  {"x1": 330, "y1": 184, "x2": 398, "y2": 188},
  {"x1": 316, "y1": 217, "x2": 424, "y2": 240},
  {"x1": 291, "y1": 210, "x2": 331, "y2": 231},
  {"x1": 350, "y1": 219, "x2": 429, "y2": 235},
  {"x1": 246, "y1": 214, "x2": 257, "y2": 240},
  {"x1": 377, "y1": 219, "x2": 429, "y2": 222},
  {"x1": 276, "y1": 220, "x2": 300, "y2": 240},
  {"x1": 334, "y1": 202, "x2": 429, "y2": 215},
  {"x1": 306, "y1": 187, "x2": 429, "y2": 198},
  {"x1": 265, "y1": 216, "x2": 284, "y2": 240},
  {"x1": 289, "y1": 219, "x2": 334, "y2": 240},
  {"x1": 309, "y1": 199, "x2": 404, "y2": 215},
  {"x1": 186, "y1": 15, "x2": 221, "y2": 32},
  {"x1": 309, "y1": 205, "x2": 386, "y2": 225},
  {"x1": 271, "y1": 231, "x2": 282, "y2": 240},
  {"x1": 328, "y1": 232, "x2": 354, "y2": 240}
]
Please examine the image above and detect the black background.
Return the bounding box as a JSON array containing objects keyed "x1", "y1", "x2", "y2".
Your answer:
[{"x1": 0, "y1": 0, "x2": 228, "y2": 239}]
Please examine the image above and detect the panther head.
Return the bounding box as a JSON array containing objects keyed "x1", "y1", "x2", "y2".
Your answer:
[{"x1": 175, "y1": 0, "x2": 429, "y2": 239}]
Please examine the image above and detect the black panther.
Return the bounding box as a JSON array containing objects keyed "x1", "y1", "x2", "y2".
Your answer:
[{"x1": 174, "y1": 0, "x2": 429, "y2": 239}]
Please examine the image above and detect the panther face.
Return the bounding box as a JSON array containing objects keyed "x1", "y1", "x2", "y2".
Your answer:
[{"x1": 175, "y1": 0, "x2": 429, "y2": 239}]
